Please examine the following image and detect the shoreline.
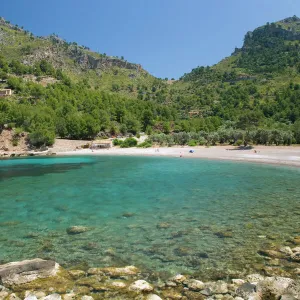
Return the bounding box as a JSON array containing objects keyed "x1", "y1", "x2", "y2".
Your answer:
[
  {"x1": 55, "y1": 145, "x2": 300, "y2": 168},
  {"x1": 1, "y1": 144, "x2": 300, "y2": 168}
]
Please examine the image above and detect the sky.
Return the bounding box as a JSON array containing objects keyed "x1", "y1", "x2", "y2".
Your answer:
[{"x1": 1, "y1": 0, "x2": 300, "y2": 78}]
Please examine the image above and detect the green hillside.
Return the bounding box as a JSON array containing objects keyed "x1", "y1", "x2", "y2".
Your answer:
[{"x1": 0, "y1": 16, "x2": 300, "y2": 147}]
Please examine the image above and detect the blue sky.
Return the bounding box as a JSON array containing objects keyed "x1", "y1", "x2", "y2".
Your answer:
[{"x1": 2, "y1": 0, "x2": 300, "y2": 78}]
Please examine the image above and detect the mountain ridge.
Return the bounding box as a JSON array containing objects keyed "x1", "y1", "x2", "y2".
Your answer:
[{"x1": 0, "y1": 15, "x2": 300, "y2": 147}]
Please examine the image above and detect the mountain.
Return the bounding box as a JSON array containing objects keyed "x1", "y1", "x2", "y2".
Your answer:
[
  {"x1": 0, "y1": 17, "x2": 167, "y2": 98},
  {"x1": 0, "y1": 16, "x2": 300, "y2": 148}
]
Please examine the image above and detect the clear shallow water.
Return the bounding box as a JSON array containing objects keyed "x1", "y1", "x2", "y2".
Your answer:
[{"x1": 0, "y1": 155, "x2": 300, "y2": 280}]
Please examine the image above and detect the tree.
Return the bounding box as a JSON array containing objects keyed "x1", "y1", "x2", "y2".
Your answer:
[{"x1": 28, "y1": 128, "x2": 55, "y2": 147}]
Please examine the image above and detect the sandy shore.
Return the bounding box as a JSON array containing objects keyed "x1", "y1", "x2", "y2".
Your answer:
[{"x1": 56, "y1": 144, "x2": 300, "y2": 167}]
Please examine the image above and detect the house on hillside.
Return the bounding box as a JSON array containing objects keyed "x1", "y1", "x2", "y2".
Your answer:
[
  {"x1": 0, "y1": 89, "x2": 12, "y2": 97},
  {"x1": 90, "y1": 140, "x2": 112, "y2": 149}
]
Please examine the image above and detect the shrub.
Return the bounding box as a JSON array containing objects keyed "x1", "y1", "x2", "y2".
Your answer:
[
  {"x1": 137, "y1": 141, "x2": 152, "y2": 148},
  {"x1": 188, "y1": 139, "x2": 197, "y2": 147},
  {"x1": 28, "y1": 128, "x2": 55, "y2": 147},
  {"x1": 120, "y1": 137, "x2": 137, "y2": 148},
  {"x1": 198, "y1": 137, "x2": 207, "y2": 145},
  {"x1": 234, "y1": 139, "x2": 243, "y2": 146},
  {"x1": 113, "y1": 139, "x2": 122, "y2": 146}
]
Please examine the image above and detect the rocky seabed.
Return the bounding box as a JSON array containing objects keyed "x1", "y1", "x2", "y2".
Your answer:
[{"x1": 0, "y1": 249, "x2": 300, "y2": 300}]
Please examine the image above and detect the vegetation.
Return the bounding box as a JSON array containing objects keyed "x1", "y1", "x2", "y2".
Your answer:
[{"x1": 1, "y1": 16, "x2": 300, "y2": 147}]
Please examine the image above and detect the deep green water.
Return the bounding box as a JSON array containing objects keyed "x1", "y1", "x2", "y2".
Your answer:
[{"x1": 1, "y1": 155, "x2": 300, "y2": 279}]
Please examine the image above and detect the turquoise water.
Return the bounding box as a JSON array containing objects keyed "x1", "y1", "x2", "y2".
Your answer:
[{"x1": 1, "y1": 155, "x2": 300, "y2": 280}]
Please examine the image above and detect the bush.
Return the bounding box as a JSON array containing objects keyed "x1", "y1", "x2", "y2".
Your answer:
[
  {"x1": 188, "y1": 139, "x2": 197, "y2": 147},
  {"x1": 120, "y1": 137, "x2": 137, "y2": 148},
  {"x1": 113, "y1": 139, "x2": 122, "y2": 146},
  {"x1": 198, "y1": 137, "x2": 207, "y2": 145},
  {"x1": 28, "y1": 128, "x2": 55, "y2": 147},
  {"x1": 137, "y1": 141, "x2": 152, "y2": 148},
  {"x1": 234, "y1": 139, "x2": 243, "y2": 146}
]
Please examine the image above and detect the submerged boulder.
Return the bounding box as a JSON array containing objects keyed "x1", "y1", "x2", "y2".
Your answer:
[
  {"x1": 93, "y1": 265, "x2": 139, "y2": 277},
  {"x1": 66, "y1": 226, "x2": 90, "y2": 235},
  {"x1": 0, "y1": 258, "x2": 59, "y2": 286}
]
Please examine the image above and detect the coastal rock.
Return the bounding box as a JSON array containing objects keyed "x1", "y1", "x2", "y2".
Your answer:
[
  {"x1": 292, "y1": 247, "x2": 300, "y2": 253},
  {"x1": 186, "y1": 279, "x2": 205, "y2": 291},
  {"x1": 246, "y1": 274, "x2": 264, "y2": 284},
  {"x1": 0, "y1": 259, "x2": 59, "y2": 285},
  {"x1": 201, "y1": 281, "x2": 228, "y2": 295},
  {"x1": 96, "y1": 265, "x2": 139, "y2": 277},
  {"x1": 256, "y1": 277, "x2": 294, "y2": 298},
  {"x1": 162, "y1": 290, "x2": 183, "y2": 299},
  {"x1": 44, "y1": 294, "x2": 62, "y2": 300},
  {"x1": 81, "y1": 296, "x2": 94, "y2": 300},
  {"x1": 169, "y1": 274, "x2": 187, "y2": 284},
  {"x1": 24, "y1": 296, "x2": 37, "y2": 300},
  {"x1": 280, "y1": 295, "x2": 298, "y2": 300},
  {"x1": 68, "y1": 270, "x2": 86, "y2": 279},
  {"x1": 62, "y1": 294, "x2": 76, "y2": 300},
  {"x1": 291, "y1": 252, "x2": 300, "y2": 262},
  {"x1": 232, "y1": 279, "x2": 245, "y2": 286},
  {"x1": 258, "y1": 249, "x2": 285, "y2": 259},
  {"x1": 66, "y1": 226, "x2": 90, "y2": 234},
  {"x1": 128, "y1": 280, "x2": 153, "y2": 292},
  {"x1": 236, "y1": 283, "x2": 256, "y2": 298},
  {"x1": 279, "y1": 246, "x2": 293, "y2": 255},
  {"x1": 108, "y1": 280, "x2": 127, "y2": 289},
  {"x1": 0, "y1": 291, "x2": 9, "y2": 298},
  {"x1": 146, "y1": 294, "x2": 163, "y2": 300},
  {"x1": 9, "y1": 293, "x2": 21, "y2": 300}
]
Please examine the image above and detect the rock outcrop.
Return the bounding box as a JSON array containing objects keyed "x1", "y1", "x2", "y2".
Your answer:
[{"x1": 0, "y1": 259, "x2": 59, "y2": 285}]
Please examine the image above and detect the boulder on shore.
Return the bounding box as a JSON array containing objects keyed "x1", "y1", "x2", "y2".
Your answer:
[{"x1": 0, "y1": 258, "x2": 59, "y2": 286}]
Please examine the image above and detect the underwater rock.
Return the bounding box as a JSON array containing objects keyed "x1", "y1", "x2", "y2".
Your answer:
[
  {"x1": 96, "y1": 265, "x2": 139, "y2": 277},
  {"x1": 68, "y1": 270, "x2": 86, "y2": 280},
  {"x1": 0, "y1": 259, "x2": 59, "y2": 286},
  {"x1": 173, "y1": 246, "x2": 192, "y2": 256},
  {"x1": 214, "y1": 230, "x2": 233, "y2": 238},
  {"x1": 292, "y1": 236, "x2": 300, "y2": 245},
  {"x1": 257, "y1": 249, "x2": 285, "y2": 259},
  {"x1": 122, "y1": 212, "x2": 135, "y2": 218},
  {"x1": 291, "y1": 252, "x2": 300, "y2": 262},
  {"x1": 81, "y1": 242, "x2": 98, "y2": 251},
  {"x1": 186, "y1": 279, "x2": 205, "y2": 291},
  {"x1": 169, "y1": 274, "x2": 187, "y2": 284},
  {"x1": 66, "y1": 226, "x2": 90, "y2": 235},
  {"x1": 24, "y1": 232, "x2": 39, "y2": 239},
  {"x1": 156, "y1": 222, "x2": 171, "y2": 229},
  {"x1": 279, "y1": 247, "x2": 293, "y2": 256},
  {"x1": 128, "y1": 280, "x2": 153, "y2": 292}
]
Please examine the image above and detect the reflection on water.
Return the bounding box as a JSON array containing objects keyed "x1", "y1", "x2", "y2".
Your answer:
[{"x1": 0, "y1": 155, "x2": 300, "y2": 280}]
